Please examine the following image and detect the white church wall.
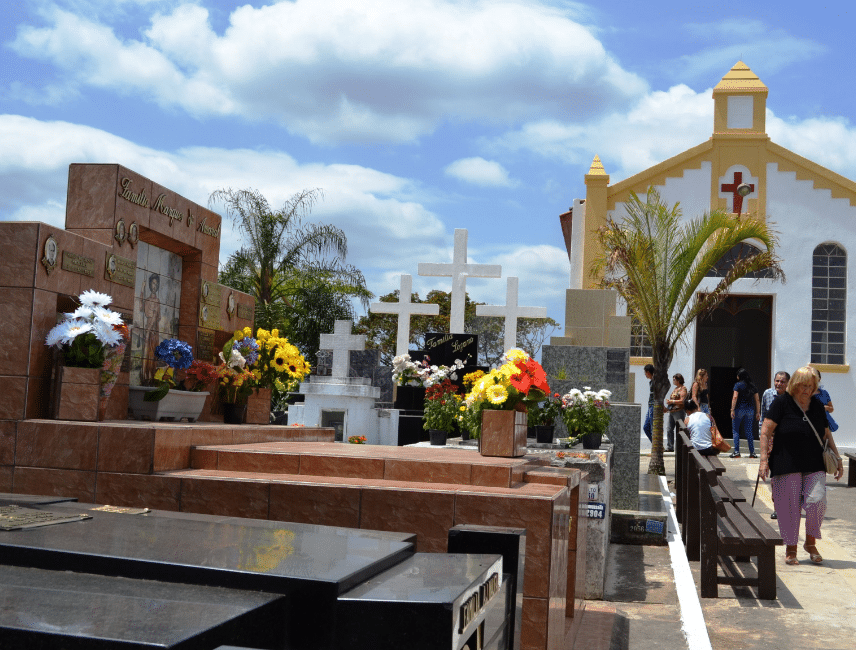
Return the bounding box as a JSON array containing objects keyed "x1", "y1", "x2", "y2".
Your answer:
[{"x1": 570, "y1": 198, "x2": 586, "y2": 289}]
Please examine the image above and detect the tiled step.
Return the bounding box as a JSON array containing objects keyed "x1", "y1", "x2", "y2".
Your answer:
[{"x1": 188, "y1": 442, "x2": 542, "y2": 488}]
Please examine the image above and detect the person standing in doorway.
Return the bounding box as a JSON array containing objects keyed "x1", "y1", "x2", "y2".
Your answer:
[
  {"x1": 643, "y1": 364, "x2": 654, "y2": 442},
  {"x1": 761, "y1": 371, "x2": 790, "y2": 519},
  {"x1": 730, "y1": 368, "x2": 760, "y2": 458},
  {"x1": 665, "y1": 373, "x2": 687, "y2": 453},
  {"x1": 691, "y1": 369, "x2": 711, "y2": 415}
]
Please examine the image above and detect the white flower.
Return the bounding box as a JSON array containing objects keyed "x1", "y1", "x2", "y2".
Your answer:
[
  {"x1": 92, "y1": 306, "x2": 123, "y2": 326},
  {"x1": 46, "y1": 322, "x2": 69, "y2": 347},
  {"x1": 219, "y1": 349, "x2": 247, "y2": 370},
  {"x1": 66, "y1": 306, "x2": 94, "y2": 320},
  {"x1": 61, "y1": 321, "x2": 93, "y2": 345},
  {"x1": 79, "y1": 290, "x2": 112, "y2": 307},
  {"x1": 92, "y1": 321, "x2": 122, "y2": 347}
]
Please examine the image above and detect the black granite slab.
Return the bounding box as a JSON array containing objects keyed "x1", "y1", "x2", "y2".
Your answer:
[
  {"x1": 448, "y1": 525, "x2": 526, "y2": 650},
  {"x1": 0, "y1": 503, "x2": 415, "y2": 650},
  {"x1": 336, "y1": 553, "x2": 508, "y2": 650},
  {"x1": 0, "y1": 564, "x2": 286, "y2": 649},
  {"x1": 0, "y1": 493, "x2": 78, "y2": 507}
]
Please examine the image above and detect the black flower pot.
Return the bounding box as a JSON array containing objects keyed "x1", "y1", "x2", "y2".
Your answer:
[
  {"x1": 581, "y1": 431, "x2": 602, "y2": 449},
  {"x1": 428, "y1": 429, "x2": 448, "y2": 446},
  {"x1": 461, "y1": 429, "x2": 470, "y2": 441},
  {"x1": 534, "y1": 425, "x2": 555, "y2": 444},
  {"x1": 223, "y1": 403, "x2": 247, "y2": 425},
  {"x1": 527, "y1": 426, "x2": 536, "y2": 438}
]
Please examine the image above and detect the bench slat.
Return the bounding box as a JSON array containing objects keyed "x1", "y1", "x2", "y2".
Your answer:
[
  {"x1": 720, "y1": 502, "x2": 765, "y2": 545},
  {"x1": 734, "y1": 502, "x2": 783, "y2": 545},
  {"x1": 717, "y1": 476, "x2": 746, "y2": 502},
  {"x1": 708, "y1": 457, "x2": 726, "y2": 475},
  {"x1": 690, "y1": 448, "x2": 718, "y2": 486}
]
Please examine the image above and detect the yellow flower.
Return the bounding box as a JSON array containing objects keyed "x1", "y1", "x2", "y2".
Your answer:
[
  {"x1": 486, "y1": 384, "x2": 508, "y2": 405},
  {"x1": 459, "y1": 405, "x2": 467, "y2": 412},
  {"x1": 271, "y1": 329, "x2": 279, "y2": 338},
  {"x1": 505, "y1": 348, "x2": 529, "y2": 363},
  {"x1": 234, "y1": 330, "x2": 243, "y2": 339},
  {"x1": 272, "y1": 349, "x2": 288, "y2": 372},
  {"x1": 243, "y1": 326, "x2": 252, "y2": 337}
]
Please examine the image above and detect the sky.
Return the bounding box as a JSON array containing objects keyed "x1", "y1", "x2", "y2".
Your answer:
[{"x1": 3, "y1": 0, "x2": 856, "y2": 339}]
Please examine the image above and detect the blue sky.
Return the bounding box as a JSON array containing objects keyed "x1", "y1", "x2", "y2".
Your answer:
[{"x1": 3, "y1": 0, "x2": 856, "y2": 335}]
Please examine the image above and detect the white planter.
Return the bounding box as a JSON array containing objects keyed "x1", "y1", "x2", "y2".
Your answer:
[{"x1": 128, "y1": 387, "x2": 209, "y2": 422}]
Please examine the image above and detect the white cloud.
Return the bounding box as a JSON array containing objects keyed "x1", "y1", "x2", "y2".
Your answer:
[
  {"x1": 444, "y1": 157, "x2": 517, "y2": 187},
  {"x1": 11, "y1": 0, "x2": 647, "y2": 144}
]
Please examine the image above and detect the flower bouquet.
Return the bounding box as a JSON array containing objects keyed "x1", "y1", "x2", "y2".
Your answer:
[
  {"x1": 144, "y1": 338, "x2": 195, "y2": 401},
  {"x1": 46, "y1": 290, "x2": 125, "y2": 368},
  {"x1": 423, "y1": 379, "x2": 462, "y2": 432},
  {"x1": 254, "y1": 327, "x2": 311, "y2": 401},
  {"x1": 561, "y1": 387, "x2": 612, "y2": 447},
  {"x1": 348, "y1": 435, "x2": 367, "y2": 444},
  {"x1": 392, "y1": 353, "x2": 465, "y2": 387}
]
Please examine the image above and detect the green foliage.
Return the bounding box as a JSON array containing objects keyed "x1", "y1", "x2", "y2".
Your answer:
[
  {"x1": 593, "y1": 187, "x2": 784, "y2": 475},
  {"x1": 63, "y1": 332, "x2": 106, "y2": 368},
  {"x1": 422, "y1": 381, "x2": 462, "y2": 432},
  {"x1": 213, "y1": 187, "x2": 371, "y2": 366}
]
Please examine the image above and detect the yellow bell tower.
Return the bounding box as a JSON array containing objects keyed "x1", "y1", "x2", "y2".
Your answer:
[{"x1": 712, "y1": 61, "x2": 768, "y2": 137}]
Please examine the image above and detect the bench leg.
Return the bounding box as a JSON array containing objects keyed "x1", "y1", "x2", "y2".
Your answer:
[
  {"x1": 699, "y1": 479, "x2": 718, "y2": 598},
  {"x1": 685, "y1": 467, "x2": 701, "y2": 560},
  {"x1": 757, "y1": 548, "x2": 777, "y2": 599}
]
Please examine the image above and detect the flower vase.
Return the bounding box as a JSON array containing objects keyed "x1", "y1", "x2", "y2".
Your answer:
[
  {"x1": 534, "y1": 425, "x2": 555, "y2": 444},
  {"x1": 128, "y1": 387, "x2": 209, "y2": 422},
  {"x1": 480, "y1": 410, "x2": 527, "y2": 458},
  {"x1": 98, "y1": 334, "x2": 129, "y2": 421},
  {"x1": 581, "y1": 430, "x2": 603, "y2": 449},
  {"x1": 246, "y1": 388, "x2": 272, "y2": 424},
  {"x1": 54, "y1": 366, "x2": 101, "y2": 421},
  {"x1": 223, "y1": 403, "x2": 247, "y2": 425},
  {"x1": 428, "y1": 429, "x2": 448, "y2": 446}
]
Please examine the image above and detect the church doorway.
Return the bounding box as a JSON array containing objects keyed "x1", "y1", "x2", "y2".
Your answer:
[{"x1": 694, "y1": 295, "x2": 773, "y2": 438}]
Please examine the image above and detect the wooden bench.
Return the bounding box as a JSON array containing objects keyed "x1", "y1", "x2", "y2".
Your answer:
[
  {"x1": 845, "y1": 452, "x2": 856, "y2": 487},
  {"x1": 699, "y1": 478, "x2": 783, "y2": 599}
]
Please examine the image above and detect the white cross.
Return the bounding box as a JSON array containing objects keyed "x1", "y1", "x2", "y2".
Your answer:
[
  {"x1": 475, "y1": 277, "x2": 547, "y2": 352},
  {"x1": 369, "y1": 274, "x2": 440, "y2": 357},
  {"x1": 319, "y1": 320, "x2": 366, "y2": 379},
  {"x1": 418, "y1": 229, "x2": 501, "y2": 333}
]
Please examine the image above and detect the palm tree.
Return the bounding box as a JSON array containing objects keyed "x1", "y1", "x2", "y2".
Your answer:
[
  {"x1": 212, "y1": 187, "x2": 371, "y2": 362},
  {"x1": 593, "y1": 188, "x2": 784, "y2": 475}
]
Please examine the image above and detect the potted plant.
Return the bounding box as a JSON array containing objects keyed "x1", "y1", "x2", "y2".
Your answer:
[
  {"x1": 392, "y1": 354, "x2": 465, "y2": 410},
  {"x1": 561, "y1": 387, "x2": 613, "y2": 449},
  {"x1": 462, "y1": 349, "x2": 550, "y2": 457},
  {"x1": 528, "y1": 393, "x2": 565, "y2": 443},
  {"x1": 45, "y1": 290, "x2": 127, "y2": 421},
  {"x1": 347, "y1": 435, "x2": 367, "y2": 444},
  {"x1": 422, "y1": 379, "x2": 461, "y2": 446},
  {"x1": 128, "y1": 339, "x2": 213, "y2": 422}
]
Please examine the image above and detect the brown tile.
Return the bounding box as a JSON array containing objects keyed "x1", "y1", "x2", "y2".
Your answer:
[
  {"x1": 190, "y1": 447, "x2": 218, "y2": 469},
  {"x1": 300, "y1": 454, "x2": 385, "y2": 480},
  {"x1": 454, "y1": 492, "x2": 556, "y2": 598},
  {"x1": 0, "y1": 376, "x2": 27, "y2": 420},
  {"x1": 190, "y1": 428, "x2": 234, "y2": 446},
  {"x1": 521, "y1": 597, "x2": 548, "y2": 650},
  {"x1": 25, "y1": 376, "x2": 51, "y2": 420},
  {"x1": 194, "y1": 207, "x2": 222, "y2": 266},
  {"x1": 13, "y1": 467, "x2": 95, "y2": 502},
  {"x1": 29, "y1": 289, "x2": 60, "y2": 380},
  {"x1": 383, "y1": 458, "x2": 472, "y2": 485},
  {"x1": 180, "y1": 476, "x2": 270, "y2": 519},
  {"x1": 0, "y1": 288, "x2": 35, "y2": 375},
  {"x1": 218, "y1": 450, "x2": 300, "y2": 474},
  {"x1": 0, "y1": 222, "x2": 38, "y2": 288},
  {"x1": 480, "y1": 410, "x2": 527, "y2": 458},
  {"x1": 153, "y1": 429, "x2": 194, "y2": 471},
  {"x1": 149, "y1": 183, "x2": 196, "y2": 250},
  {"x1": 269, "y1": 482, "x2": 361, "y2": 528},
  {"x1": 96, "y1": 425, "x2": 155, "y2": 473},
  {"x1": 0, "y1": 466, "x2": 12, "y2": 492},
  {"x1": 95, "y1": 472, "x2": 181, "y2": 511},
  {"x1": 360, "y1": 487, "x2": 455, "y2": 553},
  {"x1": 34, "y1": 227, "x2": 84, "y2": 296},
  {"x1": 549, "y1": 490, "x2": 570, "y2": 625},
  {"x1": 16, "y1": 420, "x2": 99, "y2": 470},
  {"x1": 115, "y1": 166, "x2": 152, "y2": 231},
  {"x1": 471, "y1": 464, "x2": 513, "y2": 488},
  {"x1": 67, "y1": 228, "x2": 113, "y2": 247},
  {"x1": 66, "y1": 164, "x2": 120, "y2": 230},
  {"x1": 55, "y1": 366, "x2": 100, "y2": 421},
  {"x1": 81, "y1": 236, "x2": 113, "y2": 296},
  {"x1": 0, "y1": 421, "x2": 15, "y2": 465},
  {"x1": 104, "y1": 383, "x2": 130, "y2": 421}
]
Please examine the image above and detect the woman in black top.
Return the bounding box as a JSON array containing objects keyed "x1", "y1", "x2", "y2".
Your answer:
[
  {"x1": 691, "y1": 369, "x2": 711, "y2": 415},
  {"x1": 759, "y1": 366, "x2": 844, "y2": 565}
]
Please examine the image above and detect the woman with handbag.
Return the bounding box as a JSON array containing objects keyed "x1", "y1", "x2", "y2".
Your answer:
[
  {"x1": 665, "y1": 373, "x2": 687, "y2": 453},
  {"x1": 684, "y1": 398, "x2": 724, "y2": 455},
  {"x1": 690, "y1": 369, "x2": 712, "y2": 415},
  {"x1": 758, "y1": 366, "x2": 845, "y2": 565}
]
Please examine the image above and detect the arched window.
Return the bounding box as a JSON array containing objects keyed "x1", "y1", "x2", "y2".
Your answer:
[
  {"x1": 705, "y1": 243, "x2": 775, "y2": 278},
  {"x1": 811, "y1": 243, "x2": 847, "y2": 365}
]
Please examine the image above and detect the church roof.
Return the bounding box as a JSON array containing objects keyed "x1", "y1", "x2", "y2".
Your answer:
[
  {"x1": 587, "y1": 155, "x2": 607, "y2": 176},
  {"x1": 713, "y1": 61, "x2": 768, "y2": 93}
]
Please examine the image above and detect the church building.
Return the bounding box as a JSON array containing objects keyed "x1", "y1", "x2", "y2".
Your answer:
[{"x1": 563, "y1": 62, "x2": 856, "y2": 448}]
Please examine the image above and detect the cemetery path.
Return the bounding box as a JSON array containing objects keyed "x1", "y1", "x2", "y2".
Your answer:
[{"x1": 603, "y1": 451, "x2": 856, "y2": 650}]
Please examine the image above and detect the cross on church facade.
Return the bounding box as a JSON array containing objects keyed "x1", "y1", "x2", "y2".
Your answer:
[
  {"x1": 418, "y1": 229, "x2": 502, "y2": 334},
  {"x1": 475, "y1": 277, "x2": 547, "y2": 353},
  {"x1": 721, "y1": 171, "x2": 755, "y2": 214},
  {"x1": 319, "y1": 320, "x2": 366, "y2": 379},
  {"x1": 369, "y1": 274, "x2": 440, "y2": 357}
]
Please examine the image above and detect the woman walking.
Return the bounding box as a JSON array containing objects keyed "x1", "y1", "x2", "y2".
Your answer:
[
  {"x1": 665, "y1": 373, "x2": 687, "y2": 453},
  {"x1": 730, "y1": 368, "x2": 759, "y2": 458},
  {"x1": 691, "y1": 369, "x2": 711, "y2": 415},
  {"x1": 759, "y1": 366, "x2": 844, "y2": 565}
]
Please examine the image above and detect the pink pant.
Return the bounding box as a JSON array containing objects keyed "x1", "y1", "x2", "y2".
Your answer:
[{"x1": 771, "y1": 471, "x2": 826, "y2": 546}]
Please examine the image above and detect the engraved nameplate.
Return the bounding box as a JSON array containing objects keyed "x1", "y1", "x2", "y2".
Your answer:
[
  {"x1": 61, "y1": 251, "x2": 95, "y2": 277},
  {"x1": 91, "y1": 505, "x2": 150, "y2": 515},
  {"x1": 0, "y1": 506, "x2": 91, "y2": 531},
  {"x1": 200, "y1": 280, "x2": 222, "y2": 306},
  {"x1": 197, "y1": 330, "x2": 215, "y2": 363},
  {"x1": 237, "y1": 303, "x2": 253, "y2": 320},
  {"x1": 105, "y1": 253, "x2": 136, "y2": 288}
]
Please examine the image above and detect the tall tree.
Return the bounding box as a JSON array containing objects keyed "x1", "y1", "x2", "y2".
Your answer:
[
  {"x1": 213, "y1": 187, "x2": 371, "y2": 363},
  {"x1": 593, "y1": 188, "x2": 784, "y2": 475}
]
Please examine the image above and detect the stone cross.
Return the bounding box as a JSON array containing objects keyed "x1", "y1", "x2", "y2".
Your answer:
[
  {"x1": 369, "y1": 274, "x2": 440, "y2": 357},
  {"x1": 319, "y1": 320, "x2": 366, "y2": 379},
  {"x1": 418, "y1": 229, "x2": 501, "y2": 333},
  {"x1": 475, "y1": 277, "x2": 547, "y2": 353}
]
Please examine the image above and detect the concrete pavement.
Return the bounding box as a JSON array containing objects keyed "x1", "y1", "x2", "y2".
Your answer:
[{"x1": 601, "y1": 448, "x2": 856, "y2": 650}]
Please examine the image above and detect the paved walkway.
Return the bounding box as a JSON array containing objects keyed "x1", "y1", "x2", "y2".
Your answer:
[{"x1": 602, "y1": 448, "x2": 856, "y2": 650}]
